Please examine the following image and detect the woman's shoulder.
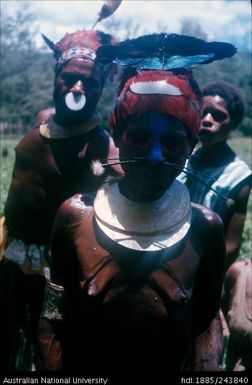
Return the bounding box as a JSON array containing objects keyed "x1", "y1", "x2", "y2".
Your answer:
[
  {"x1": 226, "y1": 259, "x2": 251, "y2": 282},
  {"x1": 192, "y1": 202, "x2": 223, "y2": 230},
  {"x1": 190, "y1": 203, "x2": 225, "y2": 260},
  {"x1": 56, "y1": 194, "x2": 93, "y2": 225}
]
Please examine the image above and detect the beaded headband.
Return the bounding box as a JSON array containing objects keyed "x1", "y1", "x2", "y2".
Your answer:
[{"x1": 56, "y1": 47, "x2": 96, "y2": 71}]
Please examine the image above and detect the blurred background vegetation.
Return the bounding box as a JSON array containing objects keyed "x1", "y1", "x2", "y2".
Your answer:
[
  {"x1": 0, "y1": 2, "x2": 251, "y2": 259},
  {"x1": 0, "y1": 2, "x2": 251, "y2": 134}
]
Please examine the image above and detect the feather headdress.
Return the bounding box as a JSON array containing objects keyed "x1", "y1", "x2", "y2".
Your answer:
[
  {"x1": 42, "y1": 30, "x2": 116, "y2": 75},
  {"x1": 104, "y1": 33, "x2": 236, "y2": 138},
  {"x1": 97, "y1": 33, "x2": 236, "y2": 70},
  {"x1": 41, "y1": 1, "x2": 122, "y2": 72}
]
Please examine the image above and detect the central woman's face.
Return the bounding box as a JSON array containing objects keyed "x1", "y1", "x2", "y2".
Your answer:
[{"x1": 118, "y1": 112, "x2": 190, "y2": 200}]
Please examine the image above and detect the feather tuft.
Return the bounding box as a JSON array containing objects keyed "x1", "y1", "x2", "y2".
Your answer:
[
  {"x1": 92, "y1": 0, "x2": 122, "y2": 29},
  {"x1": 91, "y1": 160, "x2": 105, "y2": 176}
]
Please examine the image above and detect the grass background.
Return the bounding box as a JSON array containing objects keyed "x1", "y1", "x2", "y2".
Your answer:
[{"x1": 0, "y1": 136, "x2": 251, "y2": 260}]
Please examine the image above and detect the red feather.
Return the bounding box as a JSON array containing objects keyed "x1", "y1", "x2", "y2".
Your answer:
[{"x1": 92, "y1": 0, "x2": 122, "y2": 29}]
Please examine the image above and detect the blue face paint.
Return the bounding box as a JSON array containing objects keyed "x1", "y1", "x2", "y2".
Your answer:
[
  {"x1": 120, "y1": 112, "x2": 189, "y2": 201},
  {"x1": 121, "y1": 112, "x2": 188, "y2": 165},
  {"x1": 148, "y1": 114, "x2": 168, "y2": 164},
  {"x1": 149, "y1": 139, "x2": 163, "y2": 164}
]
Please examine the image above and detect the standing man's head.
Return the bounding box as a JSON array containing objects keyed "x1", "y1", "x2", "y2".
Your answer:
[
  {"x1": 42, "y1": 30, "x2": 116, "y2": 125},
  {"x1": 199, "y1": 81, "x2": 245, "y2": 147}
]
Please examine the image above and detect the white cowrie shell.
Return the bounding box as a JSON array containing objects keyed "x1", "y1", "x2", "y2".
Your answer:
[{"x1": 65, "y1": 92, "x2": 86, "y2": 111}]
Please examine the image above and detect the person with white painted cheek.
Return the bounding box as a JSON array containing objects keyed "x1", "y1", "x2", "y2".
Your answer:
[
  {"x1": 183, "y1": 81, "x2": 251, "y2": 270},
  {"x1": 1, "y1": 29, "x2": 121, "y2": 370},
  {"x1": 37, "y1": 34, "x2": 236, "y2": 373},
  {"x1": 51, "y1": 36, "x2": 104, "y2": 126},
  {"x1": 4, "y1": 30, "x2": 120, "y2": 260}
]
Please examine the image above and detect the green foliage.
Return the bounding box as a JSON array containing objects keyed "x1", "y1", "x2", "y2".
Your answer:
[
  {"x1": 229, "y1": 137, "x2": 252, "y2": 261},
  {"x1": 1, "y1": 51, "x2": 54, "y2": 126},
  {"x1": 239, "y1": 193, "x2": 252, "y2": 260},
  {"x1": 0, "y1": 2, "x2": 54, "y2": 127},
  {"x1": 229, "y1": 137, "x2": 252, "y2": 168},
  {"x1": 194, "y1": 52, "x2": 252, "y2": 137},
  {"x1": 0, "y1": 12, "x2": 251, "y2": 136},
  {"x1": 0, "y1": 1, "x2": 36, "y2": 51},
  {"x1": 176, "y1": 18, "x2": 251, "y2": 137},
  {"x1": 0, "y1": 138, "x2": 19, "y2": 216}
]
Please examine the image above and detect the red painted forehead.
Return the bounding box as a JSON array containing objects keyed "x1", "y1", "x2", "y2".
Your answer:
[
  {"x1": 113, "y1": 70, "x2": 202, "y2": 137},
  {"x1": 56, "y1": 30, "x2": 103, "y2": 53}
]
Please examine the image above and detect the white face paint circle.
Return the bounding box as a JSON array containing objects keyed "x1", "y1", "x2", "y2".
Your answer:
[{"x1": 65, "y1": 92, "x2": 86, "y2": 111}]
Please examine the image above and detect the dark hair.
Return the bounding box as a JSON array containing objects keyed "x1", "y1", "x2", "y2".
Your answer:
[
  {"x1": 96, "y1": 31, "x2": 115, "y2": 46},
  {"x1": 201, "y1": 81, "x2": 245, "y2": 128}
]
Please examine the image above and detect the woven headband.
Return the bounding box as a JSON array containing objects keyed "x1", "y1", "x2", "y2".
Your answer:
[{"x1": 56, "y1": 47, "x2": 96, "y2": 71}]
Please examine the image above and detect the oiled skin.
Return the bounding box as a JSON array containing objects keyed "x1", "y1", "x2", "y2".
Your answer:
[
  {"x1": 37, "y1": 193, "x2": 225, "y2": 372},
  {"x1": 222, "y1": 259, "x2": 252, "y2": 371},
  {"x1": 4, "y1": 126, "x2": 116, "y2": 245}
]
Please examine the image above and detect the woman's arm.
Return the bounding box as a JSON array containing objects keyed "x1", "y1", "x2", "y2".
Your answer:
[{"x1": 192, "y1": 206, "x2": 226, "y2": 371}]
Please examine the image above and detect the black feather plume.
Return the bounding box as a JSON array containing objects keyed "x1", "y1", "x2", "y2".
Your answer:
[
  {"x1": 41, "y1": 33, "x2": 56, "y2": 52},
  {"x1": 97, "y1": 33, "x2": 237, "y2": 70}
]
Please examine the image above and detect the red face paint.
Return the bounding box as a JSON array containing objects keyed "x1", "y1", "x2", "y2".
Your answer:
[{"x1": 113, "y1": 70, "x2": 202, "y2": 139}]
